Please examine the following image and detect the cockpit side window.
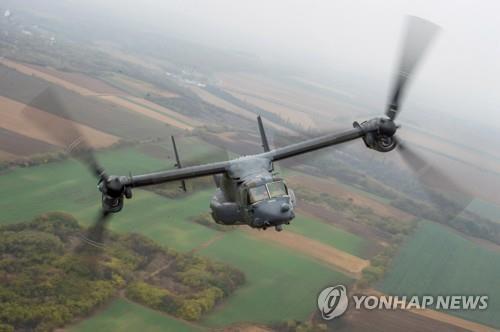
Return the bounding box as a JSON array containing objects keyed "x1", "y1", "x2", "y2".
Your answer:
[
  {"x1": 267, "y1": 181, "x2": 287, "y2": 198},
  {"x1": 248, "y1": 185, "x2": 269, "y2": 204}
]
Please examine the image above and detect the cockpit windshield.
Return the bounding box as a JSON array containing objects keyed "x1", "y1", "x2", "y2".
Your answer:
[
  {"x1": 248, "y1": 181, "x2": 288, "y2": 204},
  {"x1": 248, "y1": 185, "x2": 269, "y2": 204},
  {"x1": 267, "y1": 181, "x2": 287, "y2": 198}
]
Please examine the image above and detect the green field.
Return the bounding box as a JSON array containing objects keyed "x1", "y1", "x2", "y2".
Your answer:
[
  {"x1": 0, "y1": 145, "x2": 220, "y2": 251},
  {"x1": 288, "y1": 214, "x2": 367, "y2": 257},
  {"x1": 0, "y1": 147, "x2": 164, "y2": 224},
  {"x1": 0, "y1": 144, "x2": 356, "y2": 330},
  {"x1": 200, "y1": 231, "x2": 351, "y2": 327},
  {"x1": 467, "y1": 198, "x2": 500, "y2": 223},
  {"x1": 70, "y1": 299, "x2": 201, "y2": 332},
  {"x1": 379, "y1": 221, "x2": 500, "y2": 328}
]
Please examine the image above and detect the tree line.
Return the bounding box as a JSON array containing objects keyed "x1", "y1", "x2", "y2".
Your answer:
[{"x1": 0, "y1": 212, "x2": 245, "y2": 331}]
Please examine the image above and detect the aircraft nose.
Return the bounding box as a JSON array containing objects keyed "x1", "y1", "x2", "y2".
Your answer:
[
  {"x1": 281, "y1": 203, "x2": 290, "y2": 213},
  {"x1": 253, "y1": 199, "x2": 295, "y2": 227}
]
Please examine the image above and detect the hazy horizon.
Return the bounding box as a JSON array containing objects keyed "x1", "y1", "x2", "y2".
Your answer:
[{"x1": 3, "y1": 0, "x2": 500, "y2": 130}]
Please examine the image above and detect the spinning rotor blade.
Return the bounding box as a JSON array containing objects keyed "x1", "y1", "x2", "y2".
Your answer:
[
  {"x1": 395, "y1": 138, "x2": 473, "y2": 222},
  {"x1": 79, "y1": 211, "x2": 112, "y2": 248},
  {"x1": 24, "y1": 87, "x2": 106, "y2": 179},
  {"x1": 23, "y1": 87, "x2": 113, "y2": 247},
  {"x1": 386, "y1": 16, "x2": 440, "y2": 120}
]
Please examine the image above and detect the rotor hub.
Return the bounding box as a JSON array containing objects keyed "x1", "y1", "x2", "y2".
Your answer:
[
  {"x1": 378, "y1": 118, "x2": 397, "y2": 137},
  {"x1": 98, "y1": 176, "x2": 132, "y2": 213}
]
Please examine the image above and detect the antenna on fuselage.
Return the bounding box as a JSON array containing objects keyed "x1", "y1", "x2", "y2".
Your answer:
[
  {"x1": 171, "y1": 136, "x2": 187, "y2": 192},
  {"x1": 257, "y1": 115, "x2": 270, "y2": 152}
]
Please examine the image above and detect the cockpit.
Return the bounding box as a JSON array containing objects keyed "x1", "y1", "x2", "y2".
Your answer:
[{"x1": 248, "y1": 180, "x2": 288, "y2": 204}]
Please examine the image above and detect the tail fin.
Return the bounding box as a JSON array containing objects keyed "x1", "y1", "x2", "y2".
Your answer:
[
  {"x1": 171, "y1": 136, "x2": 187, "y2": 192},
  {"x1": 257, "y1": 115, "x2": 270, "y2": 152}
]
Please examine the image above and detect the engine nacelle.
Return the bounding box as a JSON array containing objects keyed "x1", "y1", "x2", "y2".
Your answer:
[
  {"x1": 101, "y1": 194, "x2": 124, "y2": 213},
  {"x1": 210, "y1": 189, "x2": 241, "y2": 225},
  {"x1": 362, "y1": 132, "x2": 397, "y2": 152},
  {"x1": 98, "y1": 176, "x2": 132, "y2": 213},
  {"x1": 354, "y1": 118, "x2": 398, "y2": 152}
]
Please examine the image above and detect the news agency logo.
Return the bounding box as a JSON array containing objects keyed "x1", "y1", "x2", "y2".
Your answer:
[
  {"x1": 318, "y1": 285, "x2": 489, "y2": 321},
  {"x1": 317, "y1": 285, "x2": 349, "y2": 320}
]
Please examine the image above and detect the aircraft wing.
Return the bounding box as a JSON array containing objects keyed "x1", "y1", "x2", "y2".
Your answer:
[
  {"x1": 267, "y1": 128, "x2": 365, "y2": 162},
  {"x1": 127, "y1": 160, "x2": 230, "y2": 187},
  {"x1": 128, "y1": 127, "x2": 367, "y2": 187}
]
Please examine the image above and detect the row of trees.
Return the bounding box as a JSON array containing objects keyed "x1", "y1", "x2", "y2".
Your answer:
[
  {"x1": 303, "y1": 148, "x2": 500, "y2": 246},
  {"x1": 126, "y1": 245, "x2": 245, "y2": 321},
  {"x1": 126, "y1": 282, "x2": 224, "y2": 321},
  {"x1": 296, "y1": 186, "x2": 417, "y2": 237},
  {"x1": 0, "y1": 213, "x2": 120, "y2": 331},
  {"x1": 391, "y1": 196, "x2": 500, "y2": 245},
  {"x1": 0, "y1": 212, "x2": 246, "y2": 330},
  {"x1": 0, "y1": 139, "x2": 138, "y2": 173},
  {"x1": 273, "y1": 320, "x2": 328, "y2": 332}
]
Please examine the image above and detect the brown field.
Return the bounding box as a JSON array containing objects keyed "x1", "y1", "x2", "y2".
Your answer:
[
  {"x1": 0, "y1": 59, "x2": 96, "y2": 96},
  {"x1": 403, "y1": 128, "x2": 500, "y2": 175},
  {"x1": 0, "y1": 127, "x2": 58, "y2": 156},
  {"x1": 245, "y1": 229, "x2": 369, "y2": 278},
  {"x1": 0, "y1": 96, "x2": 118, "y2": 148},
  {"x1": 24, "y1": 64, "x2": 125, "y2": 95},
  {"x1": 110, "y1": 74, "x2": 178, "y2": 98},
  {"x1": 189, "y1": 86, "x2": 293, "y2": 134},
  {"x1": 1, "y1": 60, "x2": 192, "y2": 130},
  {"x1": 332, "y1": 305, "x2": 470, "y2": 332},
  {"x1": 216, "y1": 72, "x2": 363, "y2": 124},
  {"x1": 0, "y1": 61, "x2": 188, "y2": 140},
  {"x1": 298, "y1": 202, "x2": 389, "y2": 257},
  {"x1": 93, "y1": 42, "x2": 167, "y2": 71},
  {"x1": 98, "y1": 95, "x2": 194, "y2": 131},
  {"x1": 0, "y1": 150, "x2": 17, "y2": 161},
  {"x1": 408, "y1": 308, "x2": 496, "y2": 332},
  {"x1": 2, "y1": 60, "x2": 191, "y2": 133},
  {"x1": 221, "y1": 324, "x2": 274, "y2": 332},
  {"x1": 202, "y1": 132, "x2": 261, "y2": 156},
  {"x1": 127, "y1": 97, "x2": 201, "y2": 126},
  {"x1": 288, "y1": 173, "x2": 413, "y2": 222},
  {"x1": 229, "y1": 90, "x2": 317, "y2": 129},
  {"x1": 396, "y1": 144, "x2": 500, "y2": 206},
  {"x1": 364, "y1": 289, "x2": 496, "y2": 332}
]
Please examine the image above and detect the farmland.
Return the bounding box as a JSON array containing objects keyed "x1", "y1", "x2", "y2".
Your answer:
[
  {"x1": 0, "y1": 94, "x2": 119, "y2": 149},
  {"x1": 0, "y1": 55, "x2": 495, "y2": 331},
  {"x1": 200, "y1": 231, "x2": 351, "y2": 327},
  {"x1": 247, "y1": 228, "x2": 369, "y2": 277},
  {"x1": 0, "y1": 64, "x2": 181, "y2": 143},
  {"x1": 0, "y1": 143, "x2": 231, "y2": 252},
  {"x1": 467, "y1": 198, "x2": 500, "y2": 223},
  {"x1": 378, "y1": 221, "x2": 500, "y2": 329},
  {"x1": 70, "y1": 299, "x2": 200, "y2": 332},
  {"x1": 0, "y1": 143, "x2": 359, "y2": 328},
  {"x1": 1, "y1": 14, "x2": 499, "y2": 331},
  {"x1": 0, "y1": 146, "x2": 167, "y2": 224},
  {"x1": 287, "y1": 214, "x2": 367, "y2": 257}
]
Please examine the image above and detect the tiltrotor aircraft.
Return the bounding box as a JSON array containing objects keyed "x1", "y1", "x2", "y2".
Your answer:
[{"x1": 29, "y1": 16, "x2": 441, "y2": 245}]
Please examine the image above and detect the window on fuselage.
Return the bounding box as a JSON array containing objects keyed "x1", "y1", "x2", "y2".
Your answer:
[
  {"x1": 248, "y1": 185, "x2": 269, "y2": 204},
  {"x1": 267, "y1": 181, "x2": 287, "y2": 198}
]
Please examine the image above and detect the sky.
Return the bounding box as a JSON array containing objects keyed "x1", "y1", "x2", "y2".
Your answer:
[
  {"x1": 74, "y1": 0, "x2": 500, "y2": 128},
  {"x1": 6, "y1": 0, "x2": 500, "y2": 128}
]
